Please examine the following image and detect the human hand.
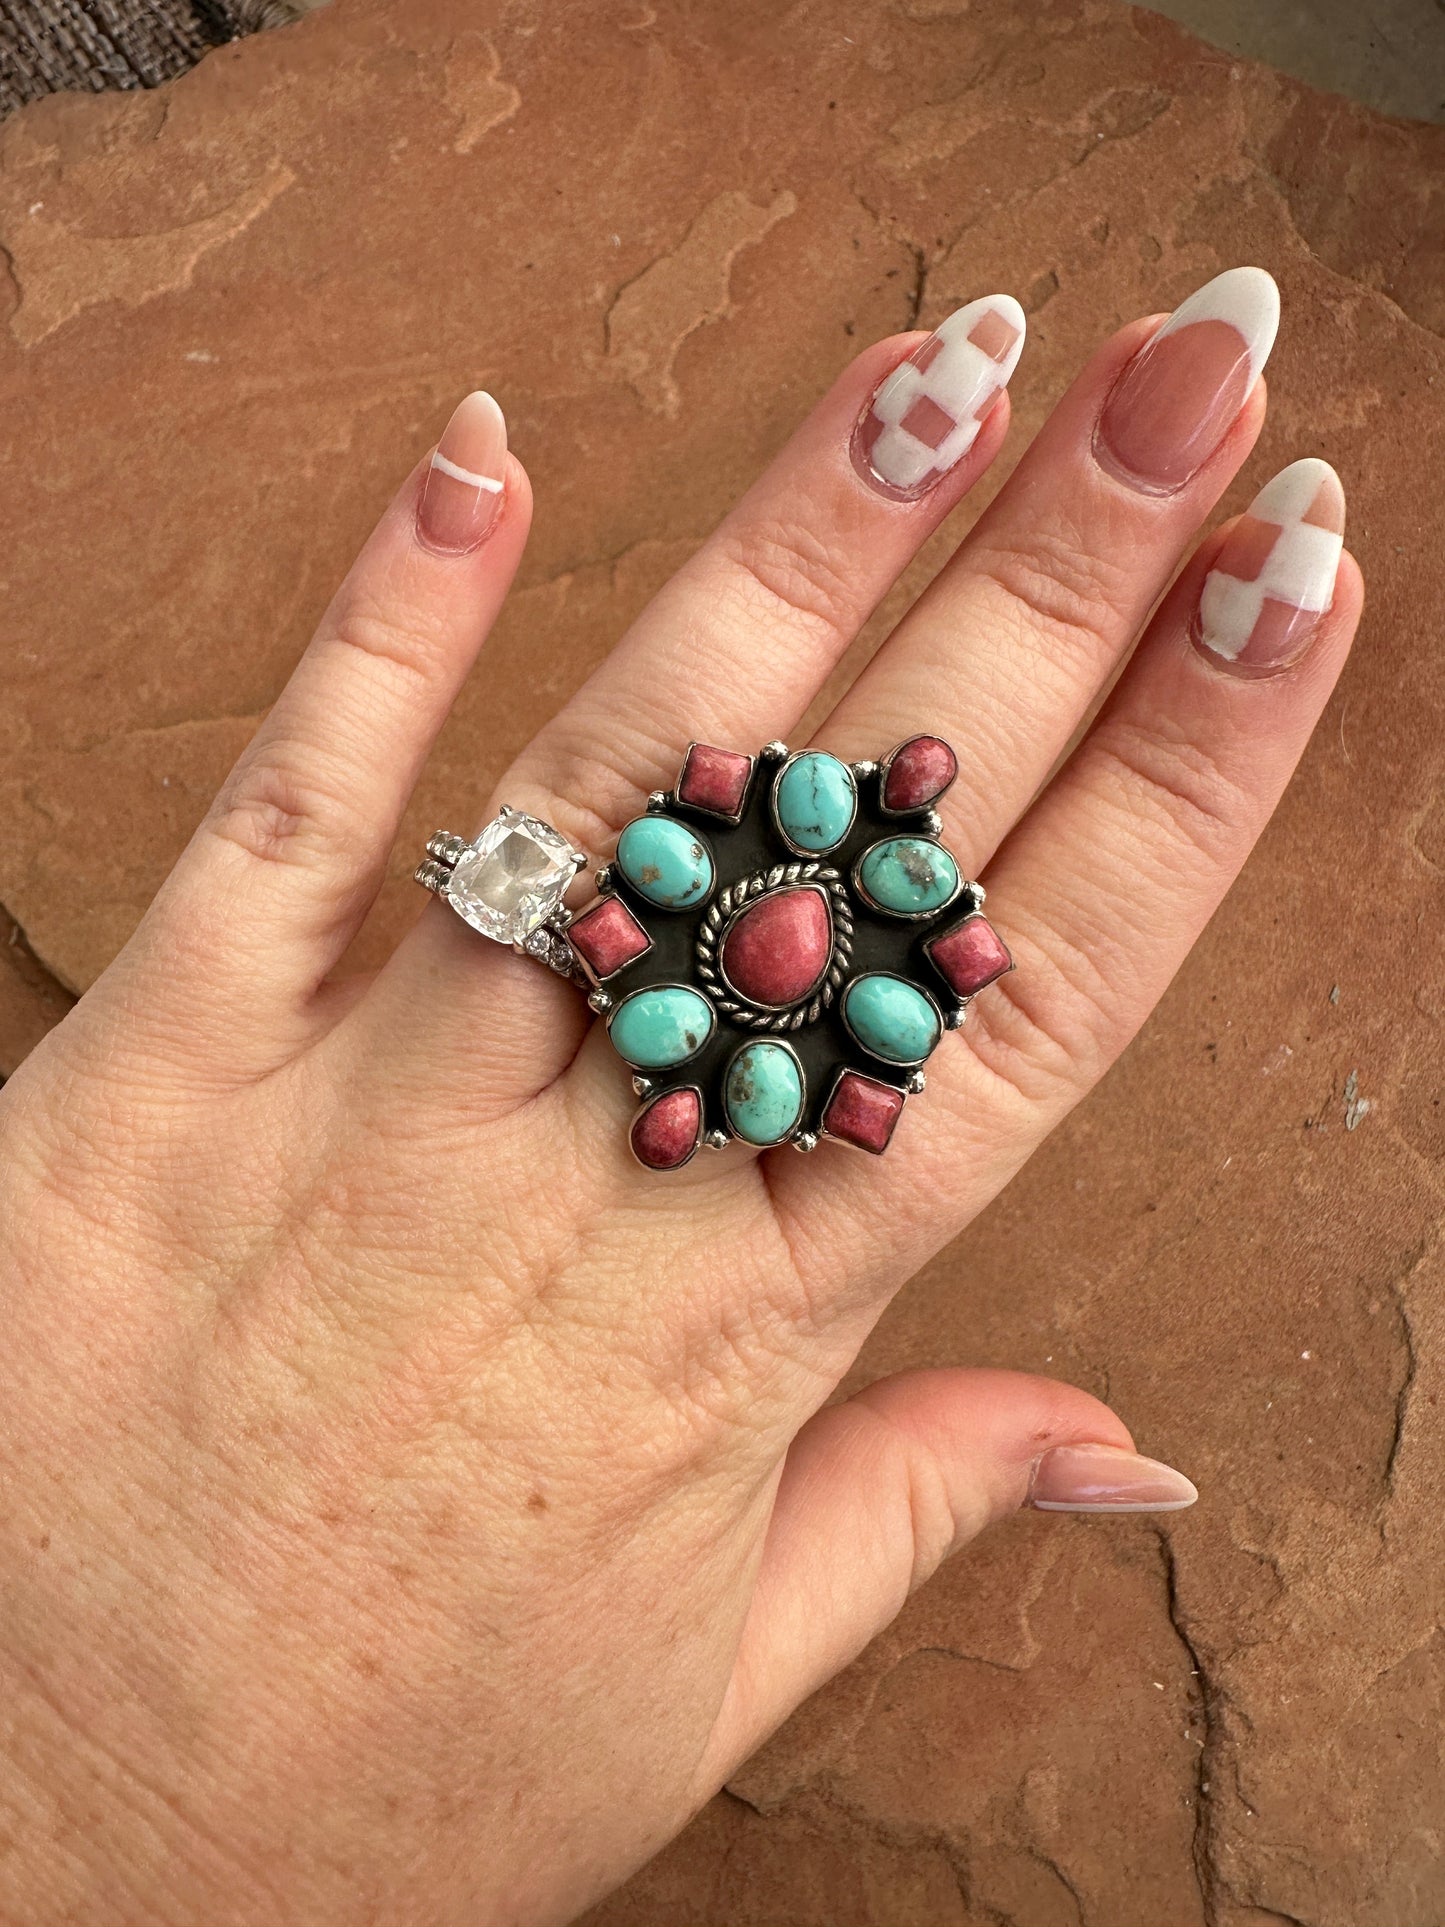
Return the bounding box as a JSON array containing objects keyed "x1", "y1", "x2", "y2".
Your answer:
[{"x1": 0, "y1": 268, "x2": 1359, "y2": 1926}]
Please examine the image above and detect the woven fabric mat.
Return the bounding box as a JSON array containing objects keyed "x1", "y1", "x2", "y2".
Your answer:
[{"x1": 0, "y1": 0, "x2": 298, "y2": 116}]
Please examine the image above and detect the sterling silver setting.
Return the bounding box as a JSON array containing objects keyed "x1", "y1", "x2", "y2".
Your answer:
[{"x1": 415, "y1": 810, "x2": 589, "y2": 979}]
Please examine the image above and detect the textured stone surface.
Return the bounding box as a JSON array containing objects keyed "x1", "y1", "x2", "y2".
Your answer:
[
  {"x1": 568, "y1": 894, "x2": 651, "y2": 982},
  {"x1": 882, "y1": 733, "x2": 959, "y2": 814},
  {"x1": 0, "y1": 1, "x2": 1441, "y2": 1921},
  {"x1": 927, "y1": 912, "x2": 1015, "y2": 1001},
  {"x1": 630, "y1": 1085, "x2": 702, "y2": 1172},
  {"x1": 821, "y1": 1068, "x2": 906, "y2": 1157},
  {"x1": 721, "y1": 886, "x2": 833, "y2": 1010}
]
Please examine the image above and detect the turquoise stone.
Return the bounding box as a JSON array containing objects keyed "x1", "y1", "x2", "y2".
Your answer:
[
  {"x1": 843, "y1": 973, "x2": 942, "y2": 1065},
  {"x1": 723, "y1": 1041, "x2": 805, "y2": 1146},
  {"x1": 856, "y1": 836, "x2": 959, "y2": 916},
  {"x1": 616, "y1": 816, "x2": 713, "y2": 910},
  {"x1": 774, "y1": 751, "x2": 857, "y2": 853},
  {"x1": 608, "y1": 986, "x2": 715, "y2": 1069}
]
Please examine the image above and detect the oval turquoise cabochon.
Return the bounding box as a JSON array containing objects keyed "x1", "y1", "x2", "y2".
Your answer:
[
  {"x1": 843, "y1": 973, "x2": 942, "y2": 1066},
  {"x1": 723, "y1": 1041, "x2": 805, "y2": 1145},
  {"x1": 608, "y1": 985, "x2": 716, "y2": 1069},
  {"x1": 616, "y1": 816, "x2": 714, "y2": 910},
  {"x1": 855, "y1": 836, "x2": 959, "y2": 916},
  {"x1": 773, "y1": 751, "x2": 857, "y2": 853}
]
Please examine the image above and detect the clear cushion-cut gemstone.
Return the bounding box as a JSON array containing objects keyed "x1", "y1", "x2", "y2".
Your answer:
[{"x1": 444, "y1": 809, "x2": 579, "y2": 942}]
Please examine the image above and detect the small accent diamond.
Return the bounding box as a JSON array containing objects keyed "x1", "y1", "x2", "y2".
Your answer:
[{"x1": 444, "y1": 809, "x2": 581, "y2": 943}]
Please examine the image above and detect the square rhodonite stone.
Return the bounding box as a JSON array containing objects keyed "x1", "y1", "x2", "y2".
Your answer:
[
  {"x1": 676, "y1": 742, "x2": 753, "y2": 819},
  {"x1": 568, "y1": 895, "x2": 651, "y2": 979},
  {"x1": 925, "y1": 912, "x2": 1013, "y2": 998},
  {"x1": 822, "y1": 1070, "x2": 905, "y2": 1155}
]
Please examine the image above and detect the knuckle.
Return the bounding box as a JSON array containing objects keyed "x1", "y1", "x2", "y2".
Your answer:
[
  {"x1": 1088, "y1": 717, "x2": 1247, "y2": 859},
  {"x1": 520, "y1": 714, "x2": 682, "y2": 856},
  {"x1": 326, "y1": 593, "x2": 452, "y2": 696},
  {"x1": 971, "y1": 521, "x2": 1134, "y2": 669},
  {"x1": 961, "y1": 919, "x2": 1122, "y2": 1104},
  {"x1": 713, "y1": 515, "x2": 859, "y2": 650},
  {"x1": 207, "y1": 740, "x2": 361, "y2": 871}
]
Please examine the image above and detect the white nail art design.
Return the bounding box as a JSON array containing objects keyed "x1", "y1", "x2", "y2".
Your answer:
[
  {"x1": 1149, "y1": 265, "x2": 1280, "y2": 386},
  {"x1": 855, "y1": 294, "x2": 1026, "y2": 498},
  {"x1": 1198, "y1": 458, "x2": 1345, "y2": 666},
  {"x1": 430, "y1": 451, "x2": 504, "y2": 492}
]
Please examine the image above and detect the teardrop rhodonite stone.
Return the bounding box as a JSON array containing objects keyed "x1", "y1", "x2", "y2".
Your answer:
[
  {"x1": 720, "y1": 886, "x2": 832, "y2": 1009},
  {"x1": 882, "y1": 734, "x2": 958, "y2": 812},
  {"x1": 630, "y1": 1087, "x2": 703, "y2": 1170}
]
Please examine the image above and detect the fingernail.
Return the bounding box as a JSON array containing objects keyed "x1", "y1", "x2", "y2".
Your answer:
[
  {"x1": 1194, "y1": 458, "x2": 1345, "y2": 674},
  {"x1": 417, "y1": 391, "x2": 507, "y2": 554},
  {"x1": 852, "y1": 294, "x2": 1025, "y2": 500},
  {"x1": 1097, "y1": 266, "x2": 1279, "y2": 492},
  {"x1": 1029, "y1": 1442, "x2": 1199, "y2": 1514}
]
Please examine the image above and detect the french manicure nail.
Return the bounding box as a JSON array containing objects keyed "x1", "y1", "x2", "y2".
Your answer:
[
  {"x1": 1029, "y1": 1442, "x2": 1199, "y2": 1514},
  {"x1": 1097, "y1": 266, "x2": 1279, "y2": 491},
  {"x1": 417, "y1": 390, "x2": 507, "y2": 554},
  {"x1": 1194, "y1": 458, "x2": 1344, "y2": 674},
  {"x1": 852, "y1": 294, "x2": 1026, "y2": 500}
]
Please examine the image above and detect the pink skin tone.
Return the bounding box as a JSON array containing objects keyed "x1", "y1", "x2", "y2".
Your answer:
[{"x1": 0, "y1": 267, "x2": 1362, "y2": 1926}]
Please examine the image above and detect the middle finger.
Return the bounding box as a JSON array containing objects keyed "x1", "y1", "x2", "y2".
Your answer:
[{"x1": 819, "y1": 267, "x2": 1279, "y2": 869}]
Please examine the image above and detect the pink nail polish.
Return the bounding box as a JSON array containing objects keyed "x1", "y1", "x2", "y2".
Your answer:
[
  {"x1": 417, "y1": 391, "x2": 507, "y2": 554},
  {"x1": 852, "y1": 294, "x2": 1026, "y2": 500},
  {"x1": 1194, "y1": 458, "x2": 1344, "y2": 675},
  {"x1": 1029, "y1": 1442, "x2": 1198, "y2": 1514},
  {"x1": 1097, "y1": 267, "x2": 1279, "y2": 491}
]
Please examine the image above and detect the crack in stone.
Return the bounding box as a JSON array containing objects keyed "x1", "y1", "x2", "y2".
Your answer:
[{"x1": 1157, "y1": 1528, "x2": 1219, "y2": 1926}]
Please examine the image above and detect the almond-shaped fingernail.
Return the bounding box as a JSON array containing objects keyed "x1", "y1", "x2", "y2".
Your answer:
[
  {"x1": 852, "y1": 294, "x2": 1025, "y2": 501},
  {"x1": 417, "y1": 391, "x2": 507, "y2": 554},
  {"x1": 1097, "y1": 267, "x2": 1279, "y2": 492},
  {"x1": 1194, "y1": 458, "x2": 1344, "y2": 675},
  {"x1": 1029, "y1": 1442, "x2": 1199, "y2": 1514}
]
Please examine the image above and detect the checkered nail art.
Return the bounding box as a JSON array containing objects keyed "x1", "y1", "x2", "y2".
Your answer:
[
  {"x1": 1195, "y1": 459, "x2": 1345, "y2": 671},
  {"x1": 853, "y1": 295, "x2": 1026, "y2": 499}
]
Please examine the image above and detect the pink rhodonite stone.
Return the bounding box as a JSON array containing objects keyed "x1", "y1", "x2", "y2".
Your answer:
[
  {"x1": 822, "y1": 1070, "x2": 904, "y2": 1154},
  {"x1": 676, "y1": 742, "x2": 753, "y2": 819},
  {"x1": 631, "y1": 1087, "x2": 702, "y2": 1170},
  {"x1": 568, "y1": 895, "x2": 651, "y2": 979},
  {"x1": 721, "y1": 886, "x2": 832, "y2": 1008},
  {"x1": 883, "y1": 734, "x2": 958, "y2": 812},
  {"x1": 925, "y1": 912, "x2": 1012, "y2": 998}
]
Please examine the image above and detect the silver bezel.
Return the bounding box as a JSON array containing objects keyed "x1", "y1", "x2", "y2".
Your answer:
[
  {"x1": 817, "y1": 1063, "x2": 908, "y2": 1156},
  {"x1": 629, "y1": 1084, "x2": 705, "y2": 1172},
  {"x1": 720, "y1": 1036, "x2": 808, "y2": 1148},
  {"x1": 566, "y1": 895, "x2": 655, "y2": 986},
  {"x1": 614, "y1": 813, "x2": 718, "y2": 914},
  {"x1": 695, "y1": 863, "x2": 854, "y2": 1031},
  {"x1": 768, "y1": 749, "x2": 859, "y2": 860},
  {"x1": 875, "y1": 735, "x2": 960, "y2": 820},
  {"x1": 605, "y1": 981, "x2": 717, "y2": 1070},
  {"x1": 672, "y1": 741, "x2": 757, "y2": 826},
  {"x1": 921, "y1": 902, "x2": 1008, "y2": 1003},
  {"x1": 716, "y1": 882, "x2": 832, "y2": 1011},
  {"x1": 840, "y1": 972, "x2": 945, "y2": 1068},
  {"x1": 851, "y1": 834, "x2": 964, "y2": 922}
]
